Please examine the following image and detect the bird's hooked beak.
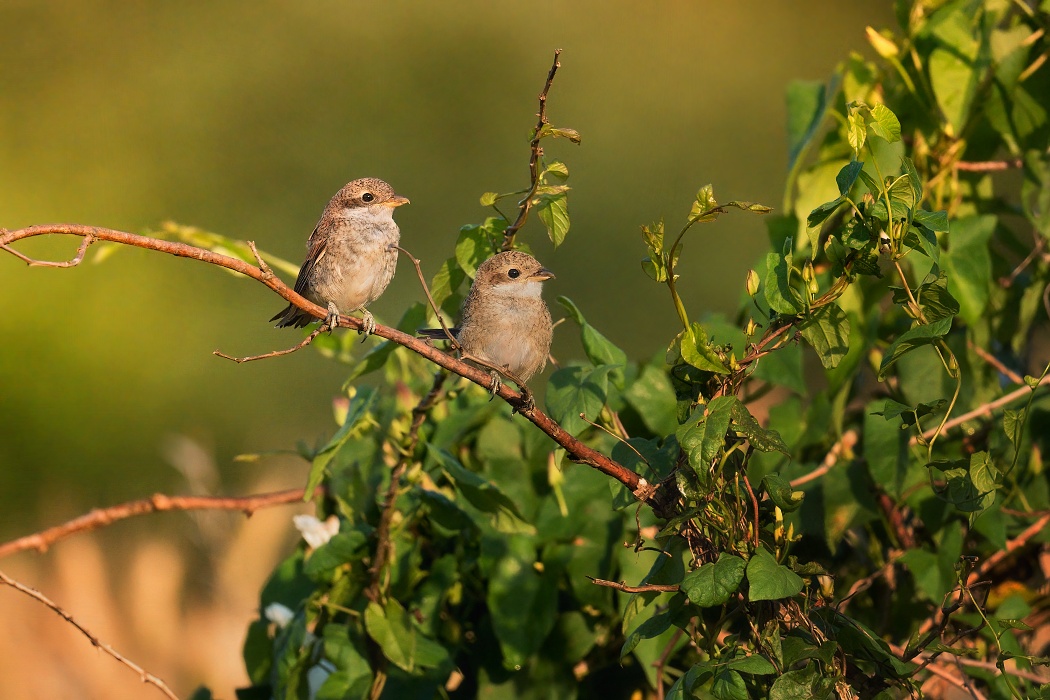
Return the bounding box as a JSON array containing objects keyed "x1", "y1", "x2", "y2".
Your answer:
[
  {"x1": 384, "y1": 194, "x2": 411, "y2": 208},
  {"x1": 531, "y1": 267, "x2": 555, "y2": 282}
]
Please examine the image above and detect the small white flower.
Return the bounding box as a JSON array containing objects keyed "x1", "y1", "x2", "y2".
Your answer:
[
  {"x1": 263, "y1": 602, "x2": 294, "y2": 629},
  {"x1": 294, "y1": 514, "x2": 340, "y2": 549}
]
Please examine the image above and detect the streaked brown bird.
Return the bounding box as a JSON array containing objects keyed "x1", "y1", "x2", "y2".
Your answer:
[
  {"x1": 423, "y1": 251, "x2": 554, "y2": 402},
  {"x1": 271, "y1": 178, "x2": 409, "y2": 334}
]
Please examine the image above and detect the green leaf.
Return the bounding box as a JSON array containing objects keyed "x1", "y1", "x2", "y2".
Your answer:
[
  {"x1": 545, "y1": 364, "x2": 617, "y2": 436},
  {"x1": 725, "y1": 654, "x2": 777, "y2": 675},
  {"x1": 762, "y1": 474, "x2": 805, "y2": 513},
  {"x1": 305, "y1": 390, "x2": 377, "y2": 498},
  {"x1": 303, "y1": 530, "x2": 368, "y2": 579},
  {"x1": 543, "y1": 161, "x2": 569, "y2": 179},
  {"x1": 731, "y1": 401, "x2": 788, "y2": 453},
  {"x1": 677, "y1": 396, "x2": 736, "y2": 474},
  {"x1": 535, "y1": 192, "x2": 570, "y2": 247},
  {"x1": 942, "y1": 215, "x2": 995, "y2": 326},
  {"x1": 847, "y1": 109, "x2": 867, "y2": 154},
  {"x1": 869, "y1": 103, "x2": 901, "y2": 142},
  {"x1": 746, "y1": 548, "x2": 804, "y2": 601},
  {"x1": 768, "y1": 663, "x2": 835, "y2": 700},
  {"x1": 556, "y1": 296, "x2": 628, "y2": 370},
  {"x1": 913, "y1": 208, "x2": 949, "y2": 233},
  {"x1": 621, "y1": 607, "x2": 674, "y2": 658},
  {"x1": 487, "y1": 535, "x2": 559, "y2": 669},
  {"x1": 1004, "y1": 408, "x2": 1026, "y2": 447},
  {"x1": 806, "y1": 195, "x2": 845, "y2": 229},
  {"x1": 681, "y1": 323, "x2": 730, "y2": 374},
  {"x1": 878, "y1": 317, "x2": 952, "y2": 380},
  {"x1": 712, "y1": 668, "x2": 748, "y2": 700},
  {"x1": 480, "y1": 191, "x2": 499, "y2": 207},
  {"x1": 624, "y1": 364, "x2": 679, "y2": 436},
  {"x1": 364, "y1": 599, "x2": 450, "y2": 673},
  {"x1": 929, "y1": 47, "x2": 978, "y2": 135},
  {"x1": 455, "y1": 224, "x2": 495, "y2": 277},
  {"x1": 836, "y1": 161, "x2": 864, "y2": 195},
  {"x1": 786, "y1": 80, "x2": 829, "y2": 174},
  {"x1": 680, "y1": 553, "x2": 746, "y2": 607},
  {"x1": 764, "y1": 248, "x2": 804, "y2": 315},
  {"x1": 429, "y1": 257, "x2": 466, "y2": 318},
  {"x1": 799, "y1": 303, "x2": 850, "y2": 369},
  {"x1": 548, "y1": 126, "x2": 581, "y2": 143},
  {"x1": 428, "y1": 446, "x2": 534, "y2": 534}
]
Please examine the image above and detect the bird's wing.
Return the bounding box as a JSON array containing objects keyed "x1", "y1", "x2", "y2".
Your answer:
[{"x1": 292, "y1": 223, "x2": 327, "y2": 295}]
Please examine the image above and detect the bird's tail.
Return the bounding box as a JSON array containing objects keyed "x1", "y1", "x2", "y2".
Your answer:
[
  {"x1": 417, "y1": 327, "x2": 459, "y2": 340},
  {"x1": 271, "y1": 304, "x2": 313, "y2": 328}
]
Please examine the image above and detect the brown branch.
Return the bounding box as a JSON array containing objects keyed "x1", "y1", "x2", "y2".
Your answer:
[
  {"x1": 368, "y1": 371, "x2": 449, "y2": 602},
  {"x1": 392, "y1": 244, "x2": 457, "y2": 345},
  {"x1": 955, "y1": 158, "x2": 1024, "y2": 172},
  {"x1": 501, "y1": 49, "x2": 562, "y2": 251},
  {"x1": 0, "y1": 569, "x2": 180, "y2": 700},
  {"x1": 0, "y1": 225, "x2": 647, "y2": 501},
  {"x1": 791, "y1": 430, "x2": 859, "y2": 487},
  {"x1": 968, "y1": 341, "x2": 1024, "y2": 386},
  {"x1": 915, "y1": 373, "x2": 1050, "y2": 443},
  {"x1": 969, "y1": 512, "x2": 1050, "y2": 584},
  {"x1": 215, "y1": 326, "x2": 327, "y2": 363},
  {"x1": 587, "y1": 577, "x2": 680, "y2": 594},
  {"x1": 0, "y1": 488, "x2": 315, "y2": 559}
]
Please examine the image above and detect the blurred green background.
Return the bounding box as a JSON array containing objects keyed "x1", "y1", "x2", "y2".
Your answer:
[{"x1": 0, "y1": 1, "x2": 894, "y2": 537}]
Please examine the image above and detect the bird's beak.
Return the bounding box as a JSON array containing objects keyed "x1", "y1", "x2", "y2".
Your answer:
[
  {"x1": 531, "y1": 267, "x2": 555, "y2": 281},
  {"x1": 385, "y1": 195, "x2": 411, "y2": 207}
]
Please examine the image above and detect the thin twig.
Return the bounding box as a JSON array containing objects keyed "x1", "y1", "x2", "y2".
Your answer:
[
  {"x1": 0, "y1": 224, "x2": 648, "y2": 502},
  {"x1": 0, "y1": 569, "x2": 180, "y2": 700},
  {"x1": 502, "y1": 49, "x2": 562, "y2": 251},
  {"x1": 955, "y1": 158, "x2": 1024, "y2": 172},
  {"x1": 790, "y1": 430, "x2": 859, "y2": 487},
  {"x1": 391, "y1": 244, "x2": 457, "y2": 345},
  {"x1": 214, "y1": 326, "x2": 326, "y2": 363},
  {"x1": 367, "y1": 371, "x2": 448, "y2": 603},
  {"x1": 0, "y1": 232, "x2": 94, "y2": 267},
  {"x1": 587, "y1": 577, "x2": 680, "y2": 594},
  {"x1": 915, "y1": 374, "x2": 1050, "y2": 443},
  {"x1": 970, "y1": 512, "x2": 1050, "y2": 584},
  {"x1": 0, "y1": 488, "x2": 316, "y2": 559},
  {"x1": 653, "y1": 628, "x2": 685, "y2": 700},
  {"x1": 968, "y1": 341, "x2": 1025, "y2": 385}
]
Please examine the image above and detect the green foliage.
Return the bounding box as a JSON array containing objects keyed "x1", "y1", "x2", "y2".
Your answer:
[{"x1": 235, "y1": 3, "x2": 1050, "y2": 698}]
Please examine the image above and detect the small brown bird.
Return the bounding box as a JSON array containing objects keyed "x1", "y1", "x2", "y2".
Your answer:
[
  {"x1": 271, "y1": 178, "x2": 409, "y2": 334},
  {"x1": 424, "y1": 251, "x2": 554, "y2": 402}
]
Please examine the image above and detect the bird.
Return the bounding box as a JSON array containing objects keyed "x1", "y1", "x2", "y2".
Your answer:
[
  {"x1": 270, "y1": 178, "x2": 409, "y2": 335},
  {"x1": 423, "y1": 250, "x2": 555, "y2": 404}
]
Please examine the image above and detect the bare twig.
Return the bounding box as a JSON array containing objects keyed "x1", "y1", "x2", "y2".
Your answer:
[
  {"x1": 790, "y1": 430, "x2": 859, "y2": 487},
  {"x1": 501, "y1": 49, "x2": 562, "y2": 251},
  {"x1": 915, "y1": 374, "x2": 1050, "y2": 443},
  {"x1": 968, "y1": 341, "x2": 1025, "y2": 386},
  {"x1": 587, "y1": 577, "x2": 680, "y2": 594},
  {"x1": 0, "y1": 488, "x2": 316, "y2": 559},
  {"x1": 969, "y1": 512, "x2": 1050, "y2": 584},
  {"x1": 0, "y1": 225, "x2": 648, "y2": 503},
  {"x1": 391, "y1": 244, "x2": 457, "y2": 345},
  {"x1": 368, "y1": 372, "x2": 448, "y2": 602},
  {"x1": 653, "y1": 628, "x2": 685, "y2": 700},
  {"x1": 214, "y1": 326, "x2": 327, "y2": 363},
  {"x1": 0, "y1": 569, "x2": 180, "y2": 700},
  {"x1": 0, "y1": 232, "x2": 94, "y2": 267},
  {"x1": 955, "y1": 158, "x2": 1024, "y2": 172}
]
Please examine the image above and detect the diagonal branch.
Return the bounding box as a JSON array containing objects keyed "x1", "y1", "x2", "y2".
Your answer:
[
  {"x1": 0, "y1": 488, "x2": 316, "y2": 559},
  {"x1": 502, "y1": 49, "x2": 562, "y2": 251},
  {"x1": 0, "y1": 224, "x2": 648, "y2": 504},
  {"x1": 0, "y1": 569, "x2": 180, "y2": 700}
]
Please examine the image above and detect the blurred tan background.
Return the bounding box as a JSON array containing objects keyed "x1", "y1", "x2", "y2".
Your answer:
[{"x1": 0, "y1": 1, "x2": 892, "y2": 697}]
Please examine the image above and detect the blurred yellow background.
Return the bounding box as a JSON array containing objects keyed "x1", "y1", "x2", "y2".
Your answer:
[{"x1": 1, "y1": 1, "x2": 892, "y2": 697}]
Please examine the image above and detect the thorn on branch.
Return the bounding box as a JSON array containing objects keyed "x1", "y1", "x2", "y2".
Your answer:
[{"x1": 248, "y1": 240, "x2": 274, "y2": 278}]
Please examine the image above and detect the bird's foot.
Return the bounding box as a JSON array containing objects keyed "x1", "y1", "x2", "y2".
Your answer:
[
  {"x1": 324, "y1": 302, "x2": 341, "y2": 334},
  {"x1": 358, "y1": 309, "x2": 376, "y2": 341},
  {"x1": 514, "y1": 386, "x2": 535, "y2": 413},
  {"x1": 487, "y1": 370, "x2": 502, "y2": 400}
]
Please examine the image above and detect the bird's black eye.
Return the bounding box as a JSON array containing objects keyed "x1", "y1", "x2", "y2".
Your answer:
[
  {"x1": 361, "y1": 192, "x2": 375, "y2": 203},
  {"x1": 508, "y1": 268, "x2": 521, "y2": 279}
]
